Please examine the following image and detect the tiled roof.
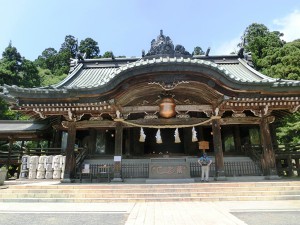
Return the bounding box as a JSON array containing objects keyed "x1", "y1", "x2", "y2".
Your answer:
[
  {"x1": 0, "y1": 120, "x2": 48, "y2": 132},
  {"x1": 53, "y1": 56, "x2": 299, "y2": 89},
  {"x1": 1, "y1": 56, "x2": 299, "y2": 98}
]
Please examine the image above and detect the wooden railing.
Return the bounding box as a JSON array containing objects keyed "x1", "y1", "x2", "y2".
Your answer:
[
  {"x1": 243, "y1": 143, "x2": 300, "y2": 177},
  {"x1": 275, "y1": 143, "x2": 300, "y2": 177}
]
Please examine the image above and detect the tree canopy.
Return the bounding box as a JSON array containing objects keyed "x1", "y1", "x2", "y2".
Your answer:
[
  {"x1": 239, "y1": 23, "x2": 300, "y2": 81},
  {"x1": 0, "y1": 42, "x2": 40, "y2": 119},
  {"x1": 79, "y1": 38, "x2": 100, "y2": 59}
]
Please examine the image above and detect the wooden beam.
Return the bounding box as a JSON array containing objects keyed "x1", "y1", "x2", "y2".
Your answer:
[
  {"x1": 221, "y1": 117, "x2": 262, "y2": 125},
  {"x1": 121, "y1": 105, "x2": 213, "y2": 114}
]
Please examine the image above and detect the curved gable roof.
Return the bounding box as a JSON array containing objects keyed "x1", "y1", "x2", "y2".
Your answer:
[
  {"x1": 1, "y1": 56, "x2": 300, "y2": 100},
  {"x1": 52, "y1": 56, "x2": 299, "y2": 90}
]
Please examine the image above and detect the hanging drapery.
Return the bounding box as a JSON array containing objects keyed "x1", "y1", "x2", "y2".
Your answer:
[
  {"x1": 174, "y1": 128, "x2": 181, "y2": 143},
  {"x1": 192, "y1": 126, "x2": 198, "y2": 142},
  {"x1": 139, "y1": 127, "x2": 146, "y2": 142},
  {"x1": 156, "y1": 129, "x2": 163, "y2": 144}
]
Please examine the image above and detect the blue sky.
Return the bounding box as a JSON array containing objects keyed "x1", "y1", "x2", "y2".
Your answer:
[{"x1": 1, "y1": 0, "x2": 300, "y2": 60}]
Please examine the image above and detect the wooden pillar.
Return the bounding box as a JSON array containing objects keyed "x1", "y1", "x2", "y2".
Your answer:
[
  {"x1": 260, "y1": 116, "x2": 279, "y2": 179},
  {"x1": 125, "y1": 128, "x2": 131, "y2": 157},
  {"x1": 212, "y1": 116, "x2": 226, "y2": 180},
  {"x1": 183, "y1": 128, "x2": 192, "y2": 155},
  {"x1": 5, "y1": 137, "x2": 13, "y2": 178},
  {"x1": 62, "y1": 121, "x2": 76, "y2": 183},
  {"x1": 112, "y1": 122, "x2": 123, "y2": 182},
  {"x1": 89, "y1": 128, "x2": 97, "y2": 155},
  {"x1": 52, "y1": 129, "x2": 62, "y2": 148},
  {"x1": 269, "y1": 123, "x2": 278, "y2": 150},
  {"x1": 198, "y1": 127, "x2": 204, "y2": 141},
  {"x1": 233, "y1": 125, "x2": 242, "y2": 152}
]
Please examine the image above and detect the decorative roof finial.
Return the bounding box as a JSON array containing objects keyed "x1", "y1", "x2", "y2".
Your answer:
[{"x1": 145, "y1": 30, "x2": 191, "y2": 57}]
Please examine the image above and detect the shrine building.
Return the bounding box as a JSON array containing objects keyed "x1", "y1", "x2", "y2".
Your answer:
[{"x1": 1, "y1": 30, "x2": 300, "y2": 182}]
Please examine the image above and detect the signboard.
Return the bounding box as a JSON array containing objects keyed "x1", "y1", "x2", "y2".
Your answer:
[
  {"x1": 114, "y1": 156, "x2": 122, "y2": 162},
  {"x1": 198, "y1": 141, "x2": 209, "y2": 150}
]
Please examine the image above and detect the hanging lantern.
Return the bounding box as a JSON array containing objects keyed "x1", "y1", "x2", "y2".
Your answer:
[
  {"x1": 174, "y1": 128, "x2": 181, "y2": 143},
  {"x1": 192, "y1": 126, "x2": 198, "y2": 142},
  {"x1": 159, "y1": 97, "x2": 176, "y2": 118},
  {"x1": 139, "y1": 127, "x2": 146, "y2": 142},
  {"x1": 156, "y1": 129, "x2": 163, "y2": 144}
]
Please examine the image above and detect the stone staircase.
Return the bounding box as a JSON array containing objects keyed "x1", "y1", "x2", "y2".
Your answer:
[{"x1": 1, "y1": 181, "x2": 300, "y2": 203}]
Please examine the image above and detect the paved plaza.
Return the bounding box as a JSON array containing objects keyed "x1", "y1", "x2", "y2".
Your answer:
[{"x1": 0, "y1": 200, "x2": 299, "y2": 225}]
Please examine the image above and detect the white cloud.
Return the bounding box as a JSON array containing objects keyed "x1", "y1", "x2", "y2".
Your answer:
[
  {"x1": 213, "y1": 36, "x2": 241, "y2": 55},
  {"x1": 273, "y1": 10, "x2": 300, "y2": 42}
]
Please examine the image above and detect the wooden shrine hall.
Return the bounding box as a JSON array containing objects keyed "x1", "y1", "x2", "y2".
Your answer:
[{"x1": 1, "y1": 30, "x2": 300, "y2": 182}]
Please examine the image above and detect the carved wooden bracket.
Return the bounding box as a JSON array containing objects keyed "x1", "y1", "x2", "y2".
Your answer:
[
  {"x1": 63, "y1": 109, "x2": 84, "y2": 121},
  {"x1": 250, "y1": 105, "x2": 272, "y2": 117},
  {"x1": 232, "y1": 110, "x2": 246, "y2": 118},
  {"x1": 33, "y1": 110, "x2": 47, "y2": 119},
  {"x1": 290, "y1": 104, "x2": 300, "y2": 113}
]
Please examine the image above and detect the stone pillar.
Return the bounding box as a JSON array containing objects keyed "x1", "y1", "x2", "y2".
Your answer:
[
  {"x1": 112, "y1": 121, "x2": 123, "y2": 182},
  {"x1": 62, "y1": 121, "x2": 76, "y2": 183},
  {"x1": 260, "y1": 116, "x2": 279, "y2": 179},
  {"x1": 212, "y1": 116, "x2": 226, "y2": 180}
]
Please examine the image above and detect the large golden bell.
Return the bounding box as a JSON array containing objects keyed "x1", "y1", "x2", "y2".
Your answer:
[{"x1": 159, "y1": 97, "x2": 176, "y2": 118}]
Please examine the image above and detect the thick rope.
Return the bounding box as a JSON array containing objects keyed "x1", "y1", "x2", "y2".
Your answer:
[{"x1": 117, "y1": 117, "x2": 216, "y2": 129}]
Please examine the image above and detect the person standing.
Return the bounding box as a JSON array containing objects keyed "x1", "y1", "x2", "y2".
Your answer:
[{"x1": 197, "y1": 153, "x2": 212, "y2": 182}]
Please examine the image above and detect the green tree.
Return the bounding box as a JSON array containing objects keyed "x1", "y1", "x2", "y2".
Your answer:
[
  {"x1": 260, "y1": 40, "x2": 300, "y2": 80},
  {"x1": 20, "y1": 59, "x2": 40, "y2": 87},
  {"x1": 276, "y1": 112, "x2": 300, "y2": 143},
  {"x1": 35, "y1": 47, "x2": 58, "y2": 72},
  {"x1": 102, "y1": 51, "x2": 114, "y2": 58},
  {"x1": 0, "y1": 99, "x2": 15, "y2": 120},
  {"x1": 79, "y1": 38, "x2": 100, "y2": 59},
  {"x1": 192, "y1": 46, "x2": 205, "y2": 55},
  {"x1": 0, "y1": 42, "x2": 23, "y2": 86},
  {"x1": 60, "y1": 35, "x2": 78, "y2": 58},
  {"x1": 239, "y1": 23, "x2": 284, "y2": 70},
  {"x1": 0, "y1": 43, "x2": 40, "y2": 119}
]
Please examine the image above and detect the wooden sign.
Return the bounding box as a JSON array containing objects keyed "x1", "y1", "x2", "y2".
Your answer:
[{"x1": 198, "y1": 141, "x2": 209, "y2": 150}]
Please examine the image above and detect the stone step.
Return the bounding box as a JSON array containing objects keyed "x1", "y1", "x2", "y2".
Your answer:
[
  {"x1": 1, "y1": 190, "x2": 300, "y2": 198},
  {"x1": 6, "y1": 181, "x2": 300, "y2": 189},
  {"x1": 1, "y1": 195, "x2": 300, "y2": 203},
  {"x1": 1, "y1": 180, "x2": 300, "y2": 202},
  {"x1": 2, "y1": 186, "x2": 300, "y2": 194}
]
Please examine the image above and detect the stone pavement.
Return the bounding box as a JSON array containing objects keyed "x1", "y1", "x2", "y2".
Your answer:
[{"x1": 0, "y1": 200, "x2": 299, "y2": 225}]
